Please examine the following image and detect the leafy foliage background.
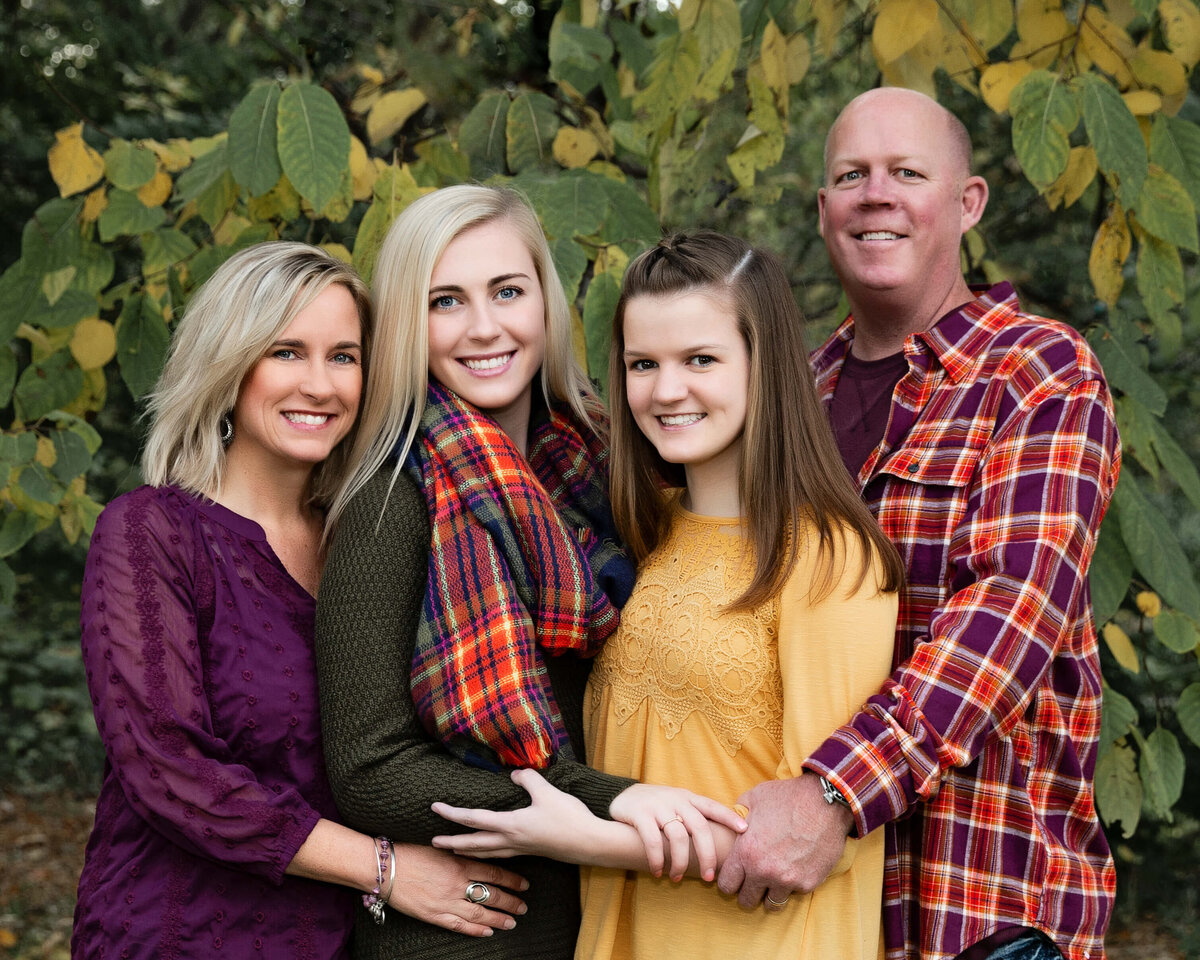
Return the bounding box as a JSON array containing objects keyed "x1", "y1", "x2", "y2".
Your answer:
[{"x1": 1, "y1": 0, "x2": 1198, "y2": 951}]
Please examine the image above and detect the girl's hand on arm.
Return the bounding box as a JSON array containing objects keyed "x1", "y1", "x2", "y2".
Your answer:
[
  {"x1": 608, "y1": 783, "x2": 748, "y2": 882},
  {"x1": 287, "y1": 819, "x2": 528, "y2": 937}
]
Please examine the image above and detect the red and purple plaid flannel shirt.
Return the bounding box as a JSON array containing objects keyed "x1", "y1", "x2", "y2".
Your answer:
[{"x1": 806, "y1": 283, "x2": 1119, "y2": 960}]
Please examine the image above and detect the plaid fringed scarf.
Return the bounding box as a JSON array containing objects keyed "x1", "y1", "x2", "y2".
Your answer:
[{"x1": 405, "y1": 381, "x2": 634, "y2": 771}]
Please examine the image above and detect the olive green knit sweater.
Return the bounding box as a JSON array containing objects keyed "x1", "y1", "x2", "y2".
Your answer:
[{"x1": 315, "y1": 468, "x2": 634, "y2": 960}]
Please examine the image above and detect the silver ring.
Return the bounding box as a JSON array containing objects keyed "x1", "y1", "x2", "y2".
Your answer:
[
  {"x1": 465, "y1": 882, "x2": 492, "y2": 904},
  {"x1": 765, "y1": 893, "x2": 790, "y2": 907}
]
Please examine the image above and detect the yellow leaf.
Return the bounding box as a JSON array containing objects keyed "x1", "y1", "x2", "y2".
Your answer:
[
  {"x1": 48, "y1": 122, "x2": 105, "y2": 197},
  {"x1": 81, "y1": 185, "x2": 108, "y2": 222},
  {"x1": 71, "y1": 318, "x2": 117, "y2": 370},
  {"x1": 137, "y1": 167, "x2": 173, "y2": 207},
  {"x1": 963, "y1": 0, "x2": 1014, "y2": 52},
  {"x1": 786, "y1": 33, "x2": 812, "y2": 85},
  {"x1": 42, "y1": 266, "x2": 76, "y2": 307},
  {"x1": 980, "y1": 61, "x2": 1034, "y2": 113},
  {"x1": 581, "y1": 106, "x2": 615, "y2": 156},
  {"x1": 581, "y1": 0, "x2": 599, "y2": 28},
  {"x1": 552, "y1": 127, "x2": 600, "y2": 169},
  {"x1": 1102, "y1": 622, "x2": 1140, "y2": 673},
  {"x1": 213, "y1": 214, "x2": 253, "y2": 247},
  {"x1": 36, "y1": 436, "x2": 57, "y2": 467},
  {"x1": 1080, "y1": 7, "x2": 1135, "y2": 87},
  {"x1": 1136, "y1": 591, "x2": 1162, "y2": 618},
  {"x1": 358, "y1": 65, "x2": 385, "y2": 85},
  {"x1": 1130, "y1": 45, "x2": 1188, "y2": 98},
  {"x1": 1104, "y1": 0, "x2": 1139, "y2": 29},
  {"x1": 1089, "y1": 204, "x2": 1131, "y2": 306},
  {"x1": 0, "y1": 927, "x2": 18, "y2": 948},
  {"x1": 321, "y1": 242, "x2": 353, "y2": 264},
  {"x1": 144, "y1": 138, "x2": 192, "y2": 172},
  {"x1": 570, "y1": 303, "x2": 588, "y2": 370},
  {"x1": 1046, "y1": 145, "x2": 1098, "y2": 210},
  {"x1": 595, "y1": 244, "x2": 630, "y2": 277},
  {"x1": 1160, "y1": 0, "x2": 1200, "y2": 68},
  {"x1": 618, "y1": 63, "x2": 638, "y2": 99},
  {"x1": 350, "y1": 136, "x2": 377, "y2": 201},
  {"x1": 585, "y1": 159, "x2": 626, "y2": 181},
  {"x1": 759, "y1": 19, "x2": 789, "y2": 106},
  {"x1": 811, "y1": 0, "x2": 848, "y2": 58},
  {"x1": 876, "y1": 27, "x2": 940, "y2": 98},
  {"x1": 351, "y1": 79, "x2": 382, "y2": 115},
  {"x1": 366, "y1": 88, "x2": 428, "y2": 145},
  {"x1": 1015, "y1": 0, "x2": 1071, "y2": 66},
  {"x1": 872, "y1": 0, "x2": 939, "y2": 65},
  {"x1": 1122, "y1": 89, "x2": 1162, "y2": 115}
]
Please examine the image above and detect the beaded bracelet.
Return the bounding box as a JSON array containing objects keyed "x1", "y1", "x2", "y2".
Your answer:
[{"x1": 363, "y1": 836, "x2": 395, "y2": 925}]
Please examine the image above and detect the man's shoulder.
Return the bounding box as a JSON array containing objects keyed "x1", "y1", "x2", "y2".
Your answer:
[{"x1": 974, "y1": 304, "x2": 1106, "y2": 390}]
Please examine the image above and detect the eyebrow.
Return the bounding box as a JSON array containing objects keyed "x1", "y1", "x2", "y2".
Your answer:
[
  {"x1": 623, "y1": 342, "x2": 726, "y2": 357},
  {"x1": 429, "y1": 272, "x2": 533, "y2": 294},
  {"x1": 273, "y1": 338, "x2": 362, "y2": 350}
]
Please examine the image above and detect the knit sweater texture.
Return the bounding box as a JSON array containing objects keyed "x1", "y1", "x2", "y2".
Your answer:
[{"x1": 315, "y1": 468, "x2": 635, "y2": 960}]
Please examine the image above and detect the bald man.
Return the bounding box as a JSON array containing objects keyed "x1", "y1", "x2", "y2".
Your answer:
[{"x1": 718, "y1": 89, "x2": 1119, "y2": 960}]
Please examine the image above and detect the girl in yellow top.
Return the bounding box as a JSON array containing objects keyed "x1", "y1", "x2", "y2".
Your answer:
[{"x1": 433, "y1": 233, "x2": 903, "y2": 960}]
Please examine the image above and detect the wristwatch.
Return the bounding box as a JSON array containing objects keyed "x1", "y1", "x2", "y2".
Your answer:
[{"x1": 820, "y1": 776, "x2": 852, "y2": 809}]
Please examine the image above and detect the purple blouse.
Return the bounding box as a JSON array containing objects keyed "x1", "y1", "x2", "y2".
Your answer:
[{"x1": 73, "y1": 486, "x2": 353, "y2": 960}]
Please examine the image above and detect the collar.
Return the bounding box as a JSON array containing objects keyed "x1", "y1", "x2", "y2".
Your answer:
[{"x1": 816, "y1": 282, "x2": 1019, "y2": 385}]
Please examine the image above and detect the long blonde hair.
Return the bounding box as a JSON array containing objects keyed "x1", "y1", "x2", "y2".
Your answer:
[
  {"x1": 142, "y1": 241, "x2": 372, "y2": 508},
  {"x1": 328, "y1": 184, "x2": 600, "y2": 528},
  {"x1": 608, "y1": 232, "x2": 904, "y2": 609}
]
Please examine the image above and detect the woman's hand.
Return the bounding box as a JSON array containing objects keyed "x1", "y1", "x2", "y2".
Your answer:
[
  {"x1": 431, "y1": 768, "x2": 601, "y2": 864},
  {"x1": 608, "y1": 783, "x2": 747, "y2": 882},
  {"x1": 389, "y1": 843, "x2": 529, "y2": 937}
]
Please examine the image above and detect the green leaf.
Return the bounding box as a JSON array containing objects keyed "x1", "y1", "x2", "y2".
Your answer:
[
  {"x1": 549, "y1": 17, "x2": 615, "y2": 97},
  {"x1": 1153, "y1": 609, "x2": 1199, "y2": 654},
  {"x1": 38, "y1": 288, "x2": 98, "y2": 330},
  {"x1": 582, "y1": 270, "x2": 622, "y2": 389},
  {"x1": 506, "y1": 92, "x2": 560, "y2": 173},
  {"x1": 551, "y1": 236, "x2": 588, "y2": 303},
  {"x1": 1177, "y1": 683, "x2": 1200, "y2": 749},
  {"x1": 596, "y1": 177, "x2": 661, "y2": 256},
  {"x1": 412, "y1": 137, "x2": 471, "y2": 184},
  {"x1": 633, "y1": 32, "x2": 701, "y2": 138},
  {"x1": 1135, "y1": 726, "x2": 1184, "y2": 819},
  {"x1": 1135, "y1": 167, "x2": 1199, "y2": 252},
  {"x1": 1148, "y1": 417, "x2": 1200, "y2": 512},
  {"x1": 1094, "y1": 741, "x2": 1141, "y2": 838},
  {"x1": 681, "y1": 0, "x2": 742, "y2": 71},
  {"x1": 277, "y1": 83, "x2": 351, "y2": 215},
  {"x1": 0, "y1": 509, "x2": 40, "y2": 559},
  {"x1": 71, "y1": 241, "x2": 115, "y2": 296},
  {"x1": 609, "y1": 16, "x2": 656, "y2": 78},
  {"x1": 1086, "y1": 324, "x2": 1166, "y2": 414},
  {"x1": 1136, "y1": 231, "x2": 1185, "y2": 332},
  {"x1": 1114, "y1": 473, "x2": 1200, "y2": 621},
  {"x1": 541, "y1": 173, "x2": 609, "y2": 240},
  {"x1": 13, "y1": 350, "x2": 84, "y2": 421},
  {"x1": 0, "y1": 261, "x2": 39, "y2": 341},
  {"x1": 1149, "y1": 114, "x2": 1200, "y2": 207},
  {"x1": 46, "y1": 411, "x2": 103, "y2": 455},
  {"x1": 98, "y1": 189, "x2": 167, "y2": 243},
  {"x1": 116, "y1": 294, "x2": 171, "y2": 400},
  {"x1": 50, "y1": 428, "x2": 92, "y2": 484},
  {"x1": 1127, "y1": 0, "x2": 1156, "y2": 17},
  {"x1": 103, "y1": 139, "x2": 157, "y2": 191},
  {"x1": 195, "y1": 169, "x2": 239, "y2": 230},
  {"x1": 18, "y1": 463, "x2": 61, "y2": 505},
  {"x1": 1089, "y1": 516, "x2": 1132, "y2": 625},
  {"x1": 229, "y1": 83, "x2": 283, "y2": 197},
  {"x1": 0, "y1": 433, "x2": 38, "y2": 477},
  {"x1": 22, "y1": 197, "x2": 85, "y2": 272},
  {"x1": 459, "y1": 93, "x2": 511, "y2": 178},
  {"x1": 142, "y1": 228, "x2": 199, "y2": 278},
  {"x1": 174, "y1": 141, "x2": 229, "y2": 203},
  {"x1": 1079, "y1": 73, "x2": 1147, "y2": 208},
  {"x1": 1100, "y1": 683, "x2": 1138, "y2": 749},
  {"x1": 0, "y1": 345, "x2": 15, "y2": 407},
  {"x1": 1010, "y1": 70, "x2": 1079, "y2": 189}
]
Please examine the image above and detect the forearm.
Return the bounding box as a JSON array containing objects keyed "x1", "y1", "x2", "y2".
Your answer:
[{"x1": 286, "y1": 818, "x2": 377, "y2": 891}]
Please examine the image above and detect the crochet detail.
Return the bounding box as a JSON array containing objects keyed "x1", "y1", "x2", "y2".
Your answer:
[{"x1": 589, "y1": 515, "x2": 782, "y2": 757}]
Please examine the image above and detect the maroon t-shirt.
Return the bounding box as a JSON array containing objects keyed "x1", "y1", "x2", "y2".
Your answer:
[{"x1": 829, "y1": 350, "x2": 908, "y2": 480}]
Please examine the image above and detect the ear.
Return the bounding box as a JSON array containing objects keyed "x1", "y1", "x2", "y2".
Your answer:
[
  {"x1": 817, "y1": 187, "x2": 828, "y2": 238},
  {"x1": 960, "y1": 175, "x2": 988, "y2": 233}
]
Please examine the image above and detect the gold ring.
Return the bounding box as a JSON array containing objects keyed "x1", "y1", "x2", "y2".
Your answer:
[
  {"x1": 661, "y1": 816, "x2": 684, "y2": 828},
  {"x1": 765, "y1": 893, "x2": 790, "y2": 907}
]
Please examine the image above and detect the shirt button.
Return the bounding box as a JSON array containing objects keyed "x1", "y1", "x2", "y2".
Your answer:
[{"x1": 906, "y1": 463, "x2": 918, "y2": 474}]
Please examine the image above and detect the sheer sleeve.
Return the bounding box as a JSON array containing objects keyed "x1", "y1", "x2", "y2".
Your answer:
[
  {"x1": 315, "y1": 469, "x2": 633, "y2": 846},
  {"x1": 80, "y1": 488, "x2": 319, "y2": 884}
]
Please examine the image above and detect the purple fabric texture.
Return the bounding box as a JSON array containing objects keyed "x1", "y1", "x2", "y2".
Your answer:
[{"x1": 73, "y1": 485, "x2": 353, "y2": 960}]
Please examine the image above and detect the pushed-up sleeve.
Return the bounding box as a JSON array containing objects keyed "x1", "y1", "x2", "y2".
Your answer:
[
  {"x1": 805, "y1": 373, "x2": 1120, "y2": 837},
  {"x1": 315, "y1": 470, "x2": 633, "y2": 845},
  {"x1": 80, "y1": 490, "x2": 320, "y2": 884}
]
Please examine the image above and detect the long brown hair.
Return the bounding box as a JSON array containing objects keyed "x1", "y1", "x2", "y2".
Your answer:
[{"x1": 608, "y1": 232, "x2": 903, "y2": 609}]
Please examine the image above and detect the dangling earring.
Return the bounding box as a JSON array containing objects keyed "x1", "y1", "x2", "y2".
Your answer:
[{"x1": 220, "y1": 413, "x2": 234, "y2": 446}]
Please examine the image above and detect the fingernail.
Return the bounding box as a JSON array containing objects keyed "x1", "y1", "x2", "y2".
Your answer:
[
  {"x1": 482, "y1": 929, "x2": 493, "y2": 937},
  {"x1": 517, "y1": 904, "x2": 528, "y2": 916},
  {"x1": 520, "y1": 880, "x2": 531, "y2": 892},
  {"x1": 504, "y1": 918, "x2": 516, "y2": 930}
]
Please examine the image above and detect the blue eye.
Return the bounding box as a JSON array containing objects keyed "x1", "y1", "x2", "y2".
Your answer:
[
  {"x1": 496, "y1": 286, "x2": 521, "y2": 301},
  {"x1": 331, "y1": 352, "x2": 358, "y2": 365},
  {"x1": 272, "y1": 348, "x2": 297, "y2": 360},
  {"x1": 431, "y1": 295, "x2": 458, "y2": 310}
]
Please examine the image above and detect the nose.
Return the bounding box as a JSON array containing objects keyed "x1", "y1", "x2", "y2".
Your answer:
[
  {"x1": 465, "y1": 303, "x2": 502, "y2": 341},
  {"x1": 650, "y1": 365, "x2": 688, "y2": 405},
  {"x1": 859, "y1": 171, "x2": 894, "y2": 206},
  {"x1": 300, "y1": 358, "x2": 334, "y2": 400}
]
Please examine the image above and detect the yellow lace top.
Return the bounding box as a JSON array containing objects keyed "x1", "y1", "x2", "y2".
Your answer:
[{"x1": 577, "y1": 504, "x2": 897, "y2": 960}]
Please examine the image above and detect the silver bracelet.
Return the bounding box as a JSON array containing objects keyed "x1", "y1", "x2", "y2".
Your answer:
[{"x1": 820, "y1": 776, "x2": 852, "y2": 809}]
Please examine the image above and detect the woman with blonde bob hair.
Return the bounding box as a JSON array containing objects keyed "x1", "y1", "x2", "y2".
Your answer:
[
  {"x1": 75, "y1": 242, "x2": 527, "y2": 960},
  {"x1": 316, "y1": 188, "x2": 740, "y2": 960}
]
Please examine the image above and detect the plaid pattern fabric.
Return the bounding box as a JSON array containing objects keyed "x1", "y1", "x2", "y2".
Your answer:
[
  {"x1": 406, "y1": 382, "x2": 633, "y2": 771},
  {"x1": 805, "y1": 283, "x2": 1119, "y2": 960}
]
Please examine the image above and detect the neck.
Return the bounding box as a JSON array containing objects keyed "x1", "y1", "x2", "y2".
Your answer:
[
  {"x1": 682, "y1": 458, "x2": 741, "y2": 520},
  {"x1": 847, "y1": 278, "x2": 977, "y2": 360},
  {"x1": 492, "y1": 394, "x2": 533, "y2": 458},
  {"x1": 211, "y1": 443, "x2": 315, "y2": 528}
]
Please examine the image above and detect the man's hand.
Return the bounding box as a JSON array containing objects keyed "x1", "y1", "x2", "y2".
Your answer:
[{"x1": 717, "y1": 774, "x2": 853, "y2": 909}]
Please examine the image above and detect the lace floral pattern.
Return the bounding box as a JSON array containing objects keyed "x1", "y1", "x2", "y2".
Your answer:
[{"x1": 589, "y1": 513, "x2": 782, "y2": 757}]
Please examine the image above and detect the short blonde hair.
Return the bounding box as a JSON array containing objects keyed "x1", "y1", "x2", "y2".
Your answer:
[
  {"x1": 142, "y1": 241, "x2": 372, "y2": 507},
  {"x1": 328, "y1": 184, "x2": 598, "y2": 528}
]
